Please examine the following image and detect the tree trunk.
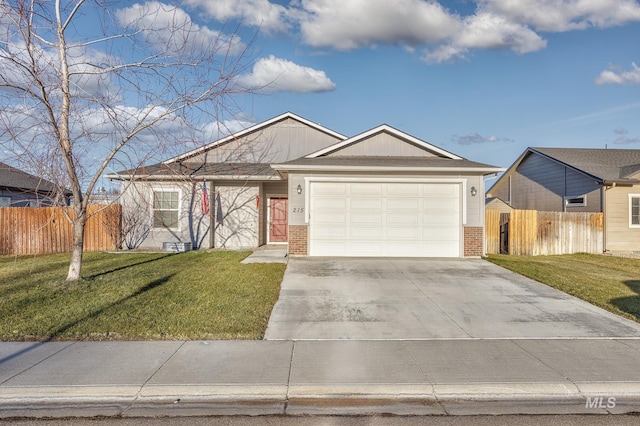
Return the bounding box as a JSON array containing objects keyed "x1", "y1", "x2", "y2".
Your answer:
[{"x1": 66, "y1": 206, "x2": 86, "y2": 281}]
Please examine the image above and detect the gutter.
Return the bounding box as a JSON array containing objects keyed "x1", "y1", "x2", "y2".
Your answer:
[{"x1": 270, "y1": 164, "x2": 505, "y2": 174}]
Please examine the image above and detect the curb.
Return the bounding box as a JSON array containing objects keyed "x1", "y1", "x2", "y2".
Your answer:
[{"x1": 1, "y1": 383, "x2": 640, "y2": 418}]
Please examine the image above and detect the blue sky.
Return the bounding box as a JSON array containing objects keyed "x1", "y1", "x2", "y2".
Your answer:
[
  {"x1": 178, "y1": 0, "x2": 640, "y2": 170},
  {"x1": 2, "y1": 0, "x2": 640, "y2": 180}
]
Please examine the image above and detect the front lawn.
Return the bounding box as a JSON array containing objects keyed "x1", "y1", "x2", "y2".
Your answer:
[
  {"x1": 487, "y1": 253, "x2": 640, "y2": 322},
  {"x1": 0, "y1": 251, "x2": 286, "y2": 341}
]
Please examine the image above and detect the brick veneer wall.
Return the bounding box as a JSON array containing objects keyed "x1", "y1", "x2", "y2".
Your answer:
[
  {"x1": 464, "y1": 226, "x2": 484, "y2": 257},
  {"x1": 288, "y1": 225, "x2": 308, "y2": 256}
]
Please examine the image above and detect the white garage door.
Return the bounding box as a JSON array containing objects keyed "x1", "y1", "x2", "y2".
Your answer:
[{"x1": 309, "y1": 182, "x2": 461, "y2": 257}]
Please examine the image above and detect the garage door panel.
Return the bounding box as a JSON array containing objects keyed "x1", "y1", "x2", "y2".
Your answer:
[
  {"x1": 313, "y1": 212, "x2": 347, "y2": 224},
  {"x1": 314, "y1": 183, "x2": 347, "y2": 195},
  {"x1": 351, "y1": 213, "x2": 383, "y2": 224},
  {"x1": 311, "y1": 226, "x2": 347, "y2": 238},
  {"x1": 422, "y1": 226, "x2": 459, "y2": 240},
  {"x1": 387, "y1": 199, "x2": 420, "y2": 210},
  {"x1": 389, "y1": 184, "x2": 420, "y2": 195},
  {"x1": 313, "y1": 241, "x2": 347, "y2": 256},
  {"x1": 424, "y1": 184, "x2": 459, "y2": 196},
  {"x1": 310, "y1": 182, "x2": 461, "y2": 257},
  {"x1": 385, "y1": 241, "x2": 422, "y2": 254},
  {"x1": 350, "y1": 183, "x2": 383, "y2": 195},
  {"x1": 313, "y1": 198, "x2": 347, "y2": 210},
  {"x1": 386, "y1": 227, "x2": 421, "y2": 239},
  {"x1": 350, "y1": 198, "x2": 383, "y2": 209},
  {"x1": 350, "y1": 227, "x2": 384, "y2": 238},
  {"x1": 422, "y1": 213, "x2": 459, "y2": 225},
  {"x1": 347, "y1": 242, "x2": 386, "y2": 256},
  {"x1": 387, "y1": 213, "x2": 419, "y2": 224},
  {"x1": 423, "y1": 198, "x2": 459, "y2": 211}
]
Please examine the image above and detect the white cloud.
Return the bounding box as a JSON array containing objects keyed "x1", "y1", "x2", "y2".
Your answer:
[
  {"x1": 183, "y1": 0, "x2": 290, "y2": 33},
  {"x1": 116, "y1": 2, "x2": 244, "y2": 56},
  {"x1": 479, "y1": 0, "x2": 640, "y2": 32},
  {"x1": 454, "y1": 132, "x2": 514, "y2": 145},
  {"x1": 595, "y1": 63, "x2": 640, "y2": 85},
  {"x1": 424, "y1": 12, "x2": 546, "y2": 63},
  {"x1": 297, "y1": 0, "x2": 459, "y2": 50},
  {"x1": 238, "y1": 55, "x2": 336, "y2": 93},
  {"x1": 612, "y1": 127, "x2": 640, "y2": 144}
]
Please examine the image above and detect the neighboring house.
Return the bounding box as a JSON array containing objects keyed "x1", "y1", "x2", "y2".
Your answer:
[
  {"x1": 109, "y1": 112, "x2": 502, "y2": 257},
  {"x1": 0, "y1": 162, "x2": 71, "y2": 207},
  {"x1": 485, "y1": 197, "x2": 513, "y2": 213},
  {"x1": 488, "y1": 147, "x2": 640, "y2": 252}
]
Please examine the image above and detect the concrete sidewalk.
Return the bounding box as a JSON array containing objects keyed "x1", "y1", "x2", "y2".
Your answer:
[{"x1": 1, "y1": 339, "x2": 640, "y2": 418}]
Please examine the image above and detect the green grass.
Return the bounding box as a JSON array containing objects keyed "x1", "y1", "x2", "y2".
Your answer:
[
  {"x1": 0, "y1": 251, "x2": 286, "y2": 341},
  {"x1": 487, "y1": 253, "x2": 640, "y2": 322}
]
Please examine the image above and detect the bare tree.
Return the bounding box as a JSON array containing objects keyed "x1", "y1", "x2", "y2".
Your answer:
[{"x1": 0, "y1": 0, "x2": 254, "y2": 280}]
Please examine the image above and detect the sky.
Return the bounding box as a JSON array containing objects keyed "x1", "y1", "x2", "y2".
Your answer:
[
  {"x1": 2, "y1": 0, "x2": 640, "y2": 185},
  {"x1": 178, "y1": 0, "x2": 640, "y2": 172}
]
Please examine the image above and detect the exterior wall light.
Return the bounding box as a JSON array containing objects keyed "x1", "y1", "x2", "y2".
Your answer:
[
  {"x1": 470, "y1": 186, "x2": 478, "y2": 197},
  {"x1": 297, "y1": 184, "x2": 303, "y2": 195}
]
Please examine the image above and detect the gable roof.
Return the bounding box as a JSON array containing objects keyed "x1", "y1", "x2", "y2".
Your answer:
[
  {"x1": 495, "y1": 148, "x2": 640, "y2": 188},
  {"x1": 306, "y1": 124, "x2": 463, "y2": 159},
  {"x1": 0, "y1": 161, "x2": 69, "y2": 195},
  {"x1": 164, "y1": 112, "x2": 348, "y2": 164}
]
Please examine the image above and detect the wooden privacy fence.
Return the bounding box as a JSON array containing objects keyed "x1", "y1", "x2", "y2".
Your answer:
[
  {"x1": 486, "y1": 209, "x2": 604, "y2": 255},
  {"x1": 0, "y1": 204, "x2": 121, "y2": 255}
]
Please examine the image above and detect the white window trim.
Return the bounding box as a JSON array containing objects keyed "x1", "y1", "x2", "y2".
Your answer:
[
  {"x1": 564, "y1": 194, "x2": 587, "y2": 208},
  {"x1": 152, "y1": 188, "x2": 181, "y2": 230},
  {"x1": 629, "y1": 194, "x2": 640, "y2": 228},
  {"x1": 0, "y1": 196, "x2": 11, "y2": 207}
]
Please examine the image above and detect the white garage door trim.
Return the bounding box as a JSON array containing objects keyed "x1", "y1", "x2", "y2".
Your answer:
[
  {"x1": 304, "y1": 177, "x2": 468, "y2": 225},
  {"x1": 305, "y1": 177, "x2": 467, "y2": 258}
]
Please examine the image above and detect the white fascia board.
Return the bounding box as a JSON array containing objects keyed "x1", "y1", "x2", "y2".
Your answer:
[
  {"x1": 271, "y1": 164, "x2": 505, "y2": 174},
  {"x1": 163, "y1": 112, "x2": 348, "y2": 164},
  {"x1": 306, "y1": 124, "x2": 463, "y2": 160}
]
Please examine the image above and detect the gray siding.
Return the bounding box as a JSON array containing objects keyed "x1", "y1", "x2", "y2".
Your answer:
[
  {"x1": 188, "y1": 117, "x2": 342, "y2": 164},
  {"x1": 120, "y1": 181, "x2": 211, "y2": 250},
  {"x1": 494, "y1": 152, "x2": 601, "y2": 212},
  {"x1": 330, "y1": 132, "x2": 438, "y2": 157}
]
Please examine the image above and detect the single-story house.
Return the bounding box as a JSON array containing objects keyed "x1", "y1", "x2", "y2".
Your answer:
[
  {"x1": 109, "y1": 112, "x2": 502, "y2": 257},
  {"x1": 0, "y1": 161, "x2": 71, "y2": 207},
  {"x1": 488, "y1": 147, "x2": 640, "y2": 252}
]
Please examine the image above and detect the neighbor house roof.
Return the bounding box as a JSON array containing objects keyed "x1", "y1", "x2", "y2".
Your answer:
[
  {"x1": 0, "y1": 161, "x2": 70, "y2": 194},
  {"x1": 513, "y1": 148, "x2": 640, "y2": 185}
]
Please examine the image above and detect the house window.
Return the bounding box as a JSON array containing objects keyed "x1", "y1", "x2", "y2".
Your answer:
[
  {"x1": 565, "y1": 195, "x2": 586, "y2": 207},
  {"x1": 630, "y1": 195, "x2": 640, "y2": 228},
  {"x1": 0, "y1": 197, "x2": 10, "y2": 207},
  {"x1": 153, "y1": 191, "x2": 179, "y2": 229}
]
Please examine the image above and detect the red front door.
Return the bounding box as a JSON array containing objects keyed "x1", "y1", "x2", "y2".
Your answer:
[{"x1": 269, "y1": 198, "x2": 288, "y2": 243}]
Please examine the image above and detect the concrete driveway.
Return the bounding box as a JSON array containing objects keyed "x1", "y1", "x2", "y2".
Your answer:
[{"x1": 264, "y1": 258, "x2": 640, "y2": 340}]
